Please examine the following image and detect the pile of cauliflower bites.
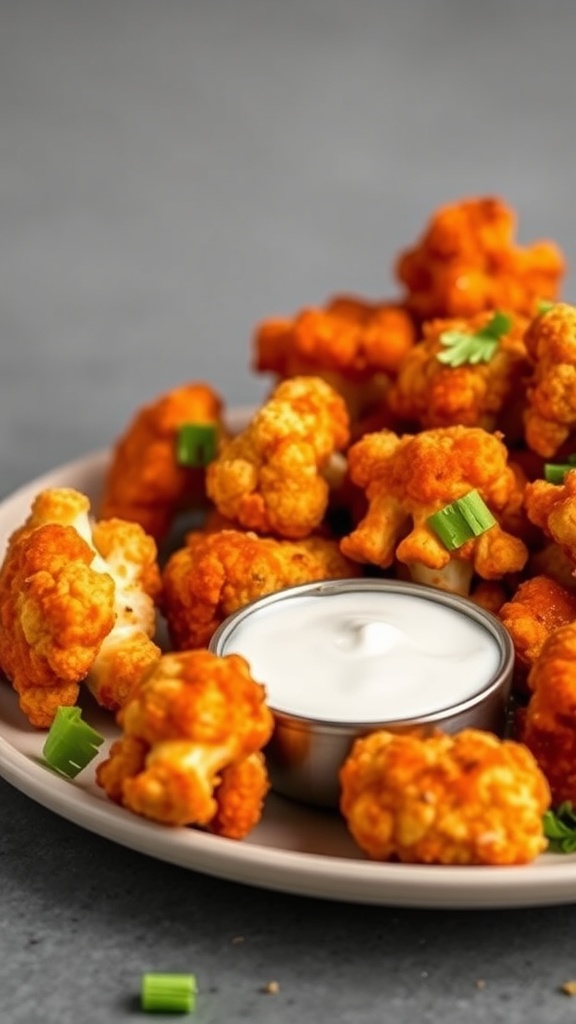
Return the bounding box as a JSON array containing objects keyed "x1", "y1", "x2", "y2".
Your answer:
[{"x1": 4, "y1": 194, "x2": 576, "y2": 865}]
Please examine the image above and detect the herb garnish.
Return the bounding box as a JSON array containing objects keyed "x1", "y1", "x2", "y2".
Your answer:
[
  {"x1": 437, "y1": 311, "x2": 512, "y2": 368},
  {"x1": 543, "y1": 802, "x2": 576, "y2": 853}
]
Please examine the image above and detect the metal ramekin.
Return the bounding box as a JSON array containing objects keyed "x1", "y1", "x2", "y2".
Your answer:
[{"x1": 209, "y1": 579, "x2": 515, "y2": 808}]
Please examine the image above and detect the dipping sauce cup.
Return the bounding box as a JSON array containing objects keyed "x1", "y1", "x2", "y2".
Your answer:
[{"x1": 209, "y1": 579, "x2": 515, "y2": 807}]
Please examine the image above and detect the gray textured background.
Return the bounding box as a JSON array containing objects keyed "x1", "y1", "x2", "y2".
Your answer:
[
  {"x1": 3, "y1": 0, "x2": 576, "y2": 489},
  {"x1": 2, "y1": 2, "x2": 576, "y2": 1022}
]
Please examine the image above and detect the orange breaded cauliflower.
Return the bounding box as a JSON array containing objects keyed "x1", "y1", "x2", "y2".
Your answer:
[
  {"x1": 205, "y1": 376, "x2": 350, "y2": 539},
  {"x1": 86, "y1": 517, "x2": 162, "y2": 711},
  {"x1": 161, "y1": 527, "x2": 360, "y2": 650},
  {"x1": 96, "y1": 650, "x2": 274, "y2": 835},
  {"x1": 523, "y1": 303, "x2": 576, "y2": 457},
  {"x1": 99, "y1": 381, "x2": 225, "y2": 541},
  {"x1": 524, "y1": 469, "x2": 576, "y2": 566},
  {"x1": 0, "y1": 521, "x2": 115, "y2": 727},
  {"x1": 339, "y1": 728, "x2": 550, "y2": 865},
  {"x1": 339, "y1": 425, "x2": 528, "y2": 594},
  {"x1": 395, "y1": 196, "x2": 564, "y2": 321},
  {"x1": 388, "y1": 310, "x2": 530, "y2": 434},
  {"x1": 521, "y1": 622, "x2": 576, "y2": 804},
  {"x1": 468, "y1": 579, "x2": 508, "y2": 616},
  {"x1": 529, "y1": 540, "x2": 576, "y2": 592},
  {"x1": 253, "y1": 295, "x2": 415, "y2": 423},
  {"x1": 499, "y1": 575, "x2": 576, "y2": 683},
  {"x1": 0, "y1": 488, "x2": 161, "y2": 725}
]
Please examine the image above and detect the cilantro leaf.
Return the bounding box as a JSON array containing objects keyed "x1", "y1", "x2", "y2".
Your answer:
[
  {"x1": 437, "y1": 311, "x2": 513, "y2": 368},
  {"x1": 543, "y1": 801, "x2": 576, "y2": 853}
]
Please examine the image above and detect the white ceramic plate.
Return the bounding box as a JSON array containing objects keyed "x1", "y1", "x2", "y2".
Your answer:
[{"x1": 1, "y1": 438, "x2": 576, "y2": 909}]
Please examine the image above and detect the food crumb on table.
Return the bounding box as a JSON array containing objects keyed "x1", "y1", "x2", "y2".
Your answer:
[
  {"x1": 262, "y1": 980, "x2": 280, "y2": 995},
  {"x1": 560, "y1": 980, "x2": 576, "y2": 996}
]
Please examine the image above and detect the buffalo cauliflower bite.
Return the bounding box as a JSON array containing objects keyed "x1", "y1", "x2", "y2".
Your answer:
[
  {"x1": 253, "y1": 295, "x2": 415, "y2": 424},
  {"x1": 395, "y1": 195, "x2": 564, "y2": 321},
  {"x1": 499, "y1": 575, "x2": 576, "y2": 684},
  {"x1": 0, "y1": 488, "x2": 161, "y2": 725},
  {"x1": 469, "y1": 579, "x2": 508, "y2": 616},
  {"x1": 99, "y1": 381, "x2": 225, "y2": 541},
  {"x1": 161, "y1": 527, "x2": 360, "y2": 650},
  {"x1": 521, "y1": 622, "x2": 576, "y2": 804},
  {"x1": 388, "y1": 310, "x2": 530, "y2": 435},
  {"x1": 96, "y1": 650, "x2": 274, "y2": 835},
  {"x1": 523, "y1": 303, "x2": 576, "y2": 457},
  {"x1": 339, "y1": 425, "x2": 528, "y2": 594},
  {"x1": 205, "y1": 376, "x2": 350, "y2": 539},
  {"x1": 0, "y1": 521, "x2": 116, "y2": 727},
  {"x1": 206, "y1": 752, "x2": 269, "y2": 840},
  {"x1": 339, "y1": 728, "x2": 550, "y2": 865},
  {"x1": 529, "y1": 540, "x2": 576, "y2": 592},
  {"x1": 85, "y1": 517, "x2": 162, "y2": 711},
  {"x1": 524, "y1": 470, "x2": 576, "y2": 566}
]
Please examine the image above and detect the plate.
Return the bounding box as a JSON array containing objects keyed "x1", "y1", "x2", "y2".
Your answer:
[{"x1": 1, "y1": 439, "x2": 576, "y2": 909}]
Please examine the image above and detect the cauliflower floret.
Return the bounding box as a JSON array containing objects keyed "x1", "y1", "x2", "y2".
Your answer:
[
  {"x1": 99, "y1": 381, "x2": 225, "y2": 541},
  {"x1": 86, "y1": 518, "x2": 162, "y2": 710},
  {"x1": 388, "y1": 310, "x2": 530, "y2": 435},
  {"x1": 339, "y1": 425, "x2": 528, "y2": 595},
  {"x1": 339, "y1": 728, "x2": 550, "y2": 865},
  {"x1": 161, "y1": 527, "x2": 361, "y2": 650},
  {"x1": 499, "y1": 575, "x2": 576, "y2": 684},
  {"x1": 205, "y1": 376, "x2": 350, "y2": 539},
  {"x1": 0, "y1": 488, "x2": 161, "y2": 725},
  {"x1": 469, "y1": 579, "x2": 508, "y2": 616},
  {"x1": 0, "y1": 521, "x2": 116, "y2": 727},
  {"x1": 522, "y1": 622, "x2": 576, "y2": 804},
  {"x1": 207, "y1": 752, "x2": 269, "y2": 840},
  {"x1": 253, "y1": 295, "x2": 415, "y2": 424},
  {"x1": 524, "y1": 470, "x2": 576, "y2": 566},
  {"x1": 96, "y1": 650, "x2": 274, "y2": 835},
  {"x1": 529, "y1": 540, "x2": 576, "y2": 591},
  {"x1": 522, "y1": 303, "x2": 576, "y2": 457},
  {"x1": 395, "y1": 195, "x2": 564, "y2": 321}
]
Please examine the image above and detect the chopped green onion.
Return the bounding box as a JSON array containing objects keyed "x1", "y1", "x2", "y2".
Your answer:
[
  {"x1": 437, "y1": 310, "x2": 513, "y2": 368},
  {"x1": 427, "y1": 490, "x2": 497, "y2": 551},
  {"x1": 42, "y1": 706, "x2": 104, "y2": 778},
  {"x1": 536, "y1": 299, "x2": 555, "y2": 316},
  {"x1": 176, "y1": 423, "x2": 217, "y2": 467},
  {"x1": 141, "y1": 973, "x2": 197, "y2": 1013},
  {"x1": 544, "y1": 455, "x2": 576, "y2": 484},
  {"x1": 543, "y1": 802, "x2": 576, "y2": 853},
  {"x1": 544, "y1": 463, "x2": 573, "y2": 484}
]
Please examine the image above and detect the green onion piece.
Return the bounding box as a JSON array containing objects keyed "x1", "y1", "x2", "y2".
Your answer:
[
  {"x1": 426, "y1": 490, "x2": 497, "y2": 551},
  {"x1": 544, "y1": 453, "x2": 576, "y2": 483},
  {"x1": 544, "y1": 462, "x2": 574, "y2": 484},
  {"x1": 176, "y1": 423, "x2": 217, "y2": 468},
  {"x1": 543, "y1": 802, "x2": 576, "y2": 853},
  {"x1": 42, "y1": 706, "x2": 105, "y2": 778},
  {"x1": 437, "y1": 310, "x2": 513, "y2": 368},
  {"x1": 141, "y1": 973, "x2": 197, "y2": 1013},
  {"x1": 536, "y1": 299, "x2": 555, "y2": 316}
]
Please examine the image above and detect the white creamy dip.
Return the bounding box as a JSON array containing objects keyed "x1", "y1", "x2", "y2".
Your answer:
[{"x1": 223, "y1": 590, "x2": 502, "y2": 723}]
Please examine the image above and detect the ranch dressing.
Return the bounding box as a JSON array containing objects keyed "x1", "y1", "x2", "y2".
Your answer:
[{"x1": 223, "y1": 590, "x2": 501, "y2": 723}]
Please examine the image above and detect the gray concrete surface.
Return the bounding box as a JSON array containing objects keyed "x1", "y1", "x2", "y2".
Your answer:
[{"x1": 2, "y1": 1, "x2": 576, "y2": 1021}]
